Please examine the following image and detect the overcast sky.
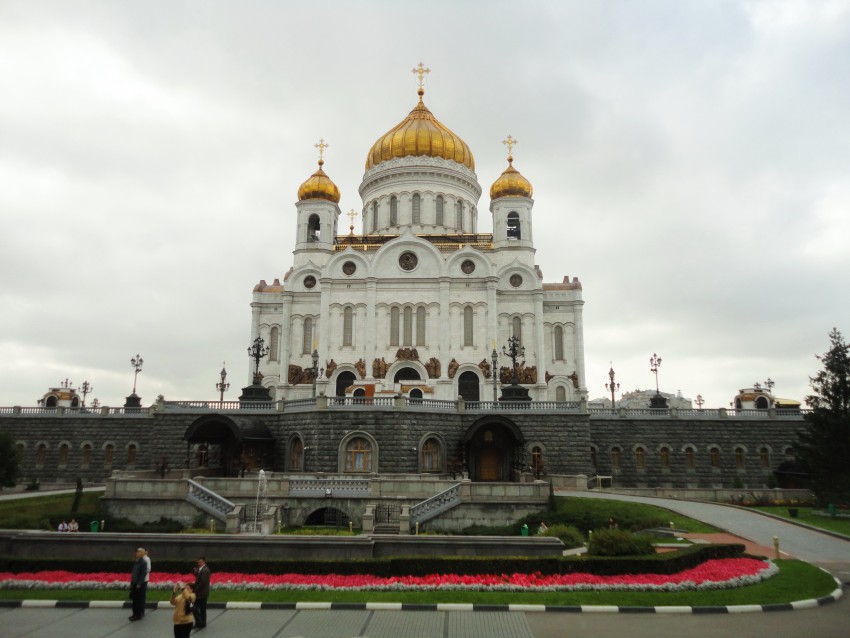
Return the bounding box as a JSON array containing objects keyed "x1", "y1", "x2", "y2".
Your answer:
[{"x1": 1, "y1": 0, "x2": 848, "y2": 409}]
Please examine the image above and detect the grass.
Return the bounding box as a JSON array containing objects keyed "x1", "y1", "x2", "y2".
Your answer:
[
  {"x1": 551, "y1": 496, "x2": 721, "y2": 534},
  {"x1": 747, "y1": 506, "x2": 850, "y2": 536},
  {"x1": 0, "y1": 560, "x2": 835, "y2": 607},
  {"x1": 0, "y1": 492, "x2": 101, "y2": 530}
]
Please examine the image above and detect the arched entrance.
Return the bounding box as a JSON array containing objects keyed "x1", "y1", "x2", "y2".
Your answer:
[
  {"x1": 458, "y1": 371, "x2": 480, "y2": 402},
  {"x1": 336, "y1": 371, "x2": 356, "y2": 396},
  {"x1": 394, "y1": 367, "x2": 421, "y2": 383},
  {"x1": 463, "y1": 417, "x2": 524, "y2": 482},
  {"x1": 184, "y1": 414, "x2": 275, "y2": 476}
]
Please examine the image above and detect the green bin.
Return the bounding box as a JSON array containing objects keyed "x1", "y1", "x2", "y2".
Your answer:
[
  {"x1": 520, "y1": 524, "x2": 529, "y2": 537},
  {"x1": 828, "y1": 503, "x2": 836, "y2": 517},
  {"x1": 89, "y1": 520, "x2": 99, "y2": 533}
]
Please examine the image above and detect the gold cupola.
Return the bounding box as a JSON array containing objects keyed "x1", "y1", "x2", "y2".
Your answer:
[
  {"x1": 490, "y1": 135, "x2": 533, "y2": 199},
  {"x1": 366, "y1": 64, "x2": 475, "y2": 171},
  {"x1": 298, "y1": 139, "x2": 341, "y2": 203}
]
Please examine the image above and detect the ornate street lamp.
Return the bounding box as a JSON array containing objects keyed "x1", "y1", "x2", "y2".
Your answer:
[
  {"x1": 216, "y1": 362, "x2": 230, "y2": 405},
  {"x1": 309, "y1": 349, "x2": 324, "y2": 399},
  {"x1": 764, "y1": 377, "x2": 775, "y2": 394},
  {"x1": 247, "y1": 337, "x2": 270, "y2": 385},
  {"x1": 491, "y1": 346, "x2": 499, "y2": 403},
  {"x1": 695, "y1": 394, "x2": 705, "y2": 410},
  {"x1": 91, "y1": 398, "x2": 100, "y2": 409},
  {"x1": 130, "y1": 354, "x2": 144, "y2": 394},
  {"x1": 80, "y1": 381, "x2": 93, "y2": 408},
  {"x1": 649, "y1": 353, "x2": 662, "y2": 395},
  {"x1": 605, "y1": 363, "x2": 620, "y2": 408},
  {"x1": 502, "y1": 335, "x2": 525, "y2": 385}
]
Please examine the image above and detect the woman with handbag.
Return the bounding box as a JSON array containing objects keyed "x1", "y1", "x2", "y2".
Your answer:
[{"x1": 169, "y1": 581, "x2": 195, "y2": 637}]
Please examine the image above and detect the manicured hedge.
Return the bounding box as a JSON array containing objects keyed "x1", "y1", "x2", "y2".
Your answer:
[{"x1": 0, "y1": 544, "x2": 746, "y2": 577}]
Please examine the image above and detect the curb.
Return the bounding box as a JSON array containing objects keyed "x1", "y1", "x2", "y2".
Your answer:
[{"x1": 0, "y1": 581, "x2": 841, "y2": 614}]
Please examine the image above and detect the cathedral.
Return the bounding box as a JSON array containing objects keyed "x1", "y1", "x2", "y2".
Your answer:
[{"x1": 250, "y1": 67, "x2": 586, "y2": 404}]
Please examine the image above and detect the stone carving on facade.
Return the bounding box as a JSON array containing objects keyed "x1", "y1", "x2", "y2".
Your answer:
[
  {"x1": 355, "y1": 358, "x2": 367, "y2": 379},
  {"x1": 424, "y1": 357, "x2": 441, "y2": 379},
  {"x1": 395, "y1": 347, "x2": 420, "y2": 361},
  {"x1": 545, "y1": 371, "x2": 553, "y2": 383},
  {"x1": 499, "y1": 364, "x2": 538, "y2": 385},
  {"x1": 447, "y1": 358, "x2": 460, "y2": 379},
  {"x1": 478, "y1": 359, "x2": 492, "y2": 379},
  {"x1": 371, "y1": 357, "x2": 387, "y2": 379},
  {"x1": 568, "y1": 371, "x2": 579, "y2": 389},
  {"x1": 325, "y1": 359, "x2": 337, "y2": 378},
  {"x1": 288, "y1": 364, "x2": 311, "y2": 385},
  {"x1": 362, "y1": 155, "x2": 477, "y2": 182}
]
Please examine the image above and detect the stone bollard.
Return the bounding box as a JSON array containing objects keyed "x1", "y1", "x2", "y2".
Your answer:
[{"x1": 773, "y1": 535, "x2": 781, "y2": 560}]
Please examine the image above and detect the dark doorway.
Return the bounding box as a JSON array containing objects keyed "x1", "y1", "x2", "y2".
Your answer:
[
  {"x1": 304, "y1": 507, "x2": 349, "y2": 527},
  {"x1": 464, "y1": 418, "x2": 523, "y2": 482},
  {"x1": 458, "y1": 371, "x2": 480, "y2": 402},
  {"x1": 336, "y1": 371, "x2": 356, "y2": 396},
  {"x1": 394, "y1": 367, "x2": 421, "y2": 383}
]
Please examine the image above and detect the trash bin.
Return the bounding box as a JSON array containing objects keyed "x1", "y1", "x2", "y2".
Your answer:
[
  {"x1": 520, "y1": 524, "x2": 529, "y2": 537},
  {"x1": 828, "y1": 503, "x2": 836, "y2": 517},
  {"x1": 89, "y1": 520, "x2": 99, "y2": 533}
]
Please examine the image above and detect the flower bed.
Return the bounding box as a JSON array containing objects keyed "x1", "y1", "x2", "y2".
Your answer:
[{"x1": 0, "y1": 558, "x2": 776, "y2": 593}]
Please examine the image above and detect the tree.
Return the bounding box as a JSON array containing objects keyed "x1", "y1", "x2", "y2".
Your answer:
[
  {"x1": 795, "y1": 328, "x2": 850, "y2": 502},
  {"x1": 0, "y1": 430, "x2": 21, "y2": 489}
]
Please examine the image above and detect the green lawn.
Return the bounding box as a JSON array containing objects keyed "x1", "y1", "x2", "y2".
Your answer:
[
  {"x1": 551, "y1": 496, "x2": 720, "y2": 534},
  {"x1": 0, "y1": 492, "x2": 101, "y2": 530},
  {"x1": 748, "y1": 506, "x2": 850, "y2": 536},
  {"x1": 0, "y1": 560, "x2": 835, "y2": 607}
]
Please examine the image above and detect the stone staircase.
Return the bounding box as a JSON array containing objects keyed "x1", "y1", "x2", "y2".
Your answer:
[{"x1": 186, "y1": 479, "x2": 236, "y2": 522}]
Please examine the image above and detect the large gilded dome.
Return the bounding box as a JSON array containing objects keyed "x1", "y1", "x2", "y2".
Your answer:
[
  {"x1": 297, "y1": 159, "x2": 341, "y2": 203},
  {"x1": 366, "y1": 88, "x2": 475, "y2": 171},
  {"x1": 490, "y1": 157, "x2": 533, "y2": 199}
]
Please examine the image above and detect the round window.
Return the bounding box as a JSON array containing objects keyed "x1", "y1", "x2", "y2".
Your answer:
[
  {"x1": 342, "y1": 261, "x2": 356, "y2": 275},
  {"x1": 461, "y1": 259, "x2": 475, "y2": 274},
  {"x1": 399, "y1": 251, "x2": 418, "y2": 271},
  {"x1": 304, "y1": 275, "x2": 317, "y2": 289},
  {"x1": 509, "y1": 274, "x2": 523, "y2": 288}
]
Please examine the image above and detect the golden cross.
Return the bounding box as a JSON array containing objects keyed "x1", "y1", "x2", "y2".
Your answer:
[
  {"x1": 411, "y1": 62, "x2": 430, "y2": 89},
  {"x1": 348, "y1": 209, "x2": 357, "y2": 234},
  {"x1": 502, "y1": 135, "x2": 517, "y2": 159},
  {"x1": 314, "y1": 138, "x2": 329, "y2": 161}
]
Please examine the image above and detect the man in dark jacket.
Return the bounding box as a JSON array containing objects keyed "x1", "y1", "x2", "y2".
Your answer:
[
  {"x1": 192, "y1": 556, "x2": 211, "y2": 629},
  {"x1": 129, "y1": 547, "x2": 148, "y2": 621}
]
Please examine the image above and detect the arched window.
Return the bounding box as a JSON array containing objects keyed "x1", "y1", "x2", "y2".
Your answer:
[
  {"x1": 512, "y1": 316, "x2": 522, "y2": 346},
  {"x1": 307, "y1": 214, "x2": 320, "y2": 242},
  {"x1": 403, "y1": 306, "x2": 413, "y2": 346},
  {"x1": 735, "y1": 447, "x2": 745, "y2": 469},
  {"x1": 81, "y1": 444, "x2": 92, "y2": 468},
  {"x1": 390, "y1": 307, "x2": 400, "y2": 346},
  {"x1": 104, "y1": 444, "x2": 114, "y2": 467},
  {"x1": 463, "y1": 306, "x2": 474, "y2": 346},
  {"x1": 710, "y1": 447, "x2": 721, "y2": 469},
  {"x1": 390, "y1": 196, "x2": 398, "y2": 226},
  {"x1": 554, "y1": 325, "x2": 564, "y2": 361},
  {"x1": 37, "y1": 444, "x2": 46, "y2": 467},
  {"x1": 127, "y1": 444, "x2": 137, "y2": 466},
  {"x1": 455, "y1": 200, "x2": 463, "y2": 229},
  {"x1": 412, "y1": 194, "x2": 421, "y2": 224},
  {"x1": 531, "y1": 446, "x2": 544, "y2": 477},
  {"x1": 302, "y1": 317, "x2": 313, "y2": 354},
  {"x1": 290, "y1": 437, "x2": 304, "y2": 471},
  {"x1": 45, "y1": 396, "x2": 57, "y2": 408},
  {"x1": 685, "y1": 447, "x2": 695, "y2": 469},
  {"x1": 58, "y1": 443, "x2": 69, "y2": 466},
  {"x1": 371, "y1": 201, "x2": 378, "y2": 232},
  {"x1": 755, "y1": 396, "x2": 769, "y2": 409},
  {"x1": 590, "y1": 447, "x2": 597, "y2": 469},
  {"x1": 70, "y1": 396, "x2": 79, "y2": 407},
  {"x1": 416, "y1": 306, "x2": 426, "y2": 346},
  {"x1": 345, "y1": 437, "x2": 372, "y2": 473},
  {"x1": 759, "y1": 447, "x2": 770, "y2": 469},
  {"x1": 436, "y1": 196, "x2": 444, "y2": 225},
  {"x1": 343, "y1": 307, "x2": 353, "y2": 347},
  {"x1": 635, "y1": 446, "x2": 646, "y2": 469},
  {"x1": 611, "y1": 447, "x2": 621, "y2": 470},
  {"x1": 734, "y1": 397, "x2": 742, "y2": 410},
  {"x1": 660, "y1": 447, "x2": 670, "y2": 469},
  {"x1": 556, "y1": 386, "x2": 566, "y2": 401},
  {"x1": 421, "y1": 438, "x2": 441, "y2": 472},
  {"x1": 507, "y1": 211, "x2": 521, "y2": 239},
  {"x1": 269, "y1": 326, "x2": 280, "y2": 361}
]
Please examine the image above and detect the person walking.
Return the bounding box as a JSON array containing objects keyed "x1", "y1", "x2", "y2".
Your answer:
[
  {"x1": 170, "y1": 581, "x2": 195, "y2": 637},
  {"x1": 128, "y1": 547, "x2": 148, "y2": 621},
  {"x1": 192, "y1": 556, "x2": 211, "y2": 629}
]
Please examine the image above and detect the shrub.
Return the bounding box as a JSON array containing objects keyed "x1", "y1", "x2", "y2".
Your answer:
[
  {"x1": 588, "y1": 529, "x2": 655, "y2": 557},
  {"x1": 541, "y1": 524, "x2": 585, "y2": 549}
]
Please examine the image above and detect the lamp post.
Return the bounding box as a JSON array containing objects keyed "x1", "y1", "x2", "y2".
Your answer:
[
  {"x1": 309, "y1": 349, "x2": 324, "y2": 399},
  {"x1": 695, "y1": 394, "x2": 705, "y2": 410},
  {"x1": 491, "y1": 346, "x2": 499, "y2": 403},
  {"x1": 80, "y1": 381, "x2": 92, "y2": 408},
  {"x1": 247, "y1": 337, "x2": 269, "y2": 385},
  {"x1": 649, "y1": 353, "x2": 662, "y2": 396},
  {"x1": 130, "y1": 354, "x2": 143, "y2": 394},
  {"x1": 91, "y1": 398, "x2": 100, "y2": 409},
  {"x1": 502, "y1": 335, "x2": 525, "y2": 385},
  {"x1": 216, "y1": 362, "x2": 230, "y2": 405},
  {"x1": 605, "y1": 363, "x2": 619, "y2": 409}
]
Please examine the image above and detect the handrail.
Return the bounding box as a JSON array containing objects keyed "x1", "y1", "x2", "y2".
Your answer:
[
  {"x1": 409, "y1": 482, "x2": 462, "y2": 524},
  {"x1": 186, "y1": 479, "x2": 236, "y2": 522}
]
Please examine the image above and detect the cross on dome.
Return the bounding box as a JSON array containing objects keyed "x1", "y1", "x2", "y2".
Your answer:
[
  {"x1": 348, "y1": 208, "x2": 357, "y2": 234},
  {"x1": 411, "y1": 62, "x2": 430, "y2": 89},
  {"x1": 502, "y1": 135, "x2": 517, "y2": 161},
  {"x1": 314, "y1": 138, "x2": 329, "y2": 164}
]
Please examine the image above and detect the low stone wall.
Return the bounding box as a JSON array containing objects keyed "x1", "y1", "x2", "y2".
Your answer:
[{"x1": 594, "y1": 487, "x2": 813, "y2": 504}]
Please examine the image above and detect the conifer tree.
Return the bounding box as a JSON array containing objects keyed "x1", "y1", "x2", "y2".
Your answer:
[{"x1": 795, "y1": 328, "x2": 850, "y2": 502}]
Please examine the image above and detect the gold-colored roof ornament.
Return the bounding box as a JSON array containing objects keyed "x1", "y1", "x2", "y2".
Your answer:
[
  {"x1": 490, "y1": 134, "x2": 533, "y2": 200},
  {"x1": 365, "y1": 64, "x2": 475, "y2": 171},
  {"x1": 298, "y1": 138, "x2": 341, "y2": 203}
]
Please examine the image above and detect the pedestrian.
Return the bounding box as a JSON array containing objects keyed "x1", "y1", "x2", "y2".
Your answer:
[
  {"x1": 537, "y1": 521, "x2": 548, "y2": 534},
  {"x1": 170, "y1": 581, "x2": 195, "y2": 637},
  {"x1": 128, "y1": 547, "x2": 148, "y2": 621},
  {"x1": 608, "y1": 516, "x2": 618, "y2": 529},
  {"x1": 57, "y1": 520, "x2": 69, "y2": 532},
  {"x1": 193, "y1": 556, "x2": 211, "y2": 629},
  {"x1": 68, "y1": 518, "x2": 79, "y2": 532},
  {"x1": 142, "y1": 548, "x2": 151, "y2": 593}
]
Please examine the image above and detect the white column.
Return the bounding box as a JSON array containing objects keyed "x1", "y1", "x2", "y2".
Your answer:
[
  {"x1": 439, "y1": 277, "x2": 451, "y2": 376},
  {"x1": 533, "y1": 291, "x2": 545, "y2": 385},
  {"x1": 318, "y1": 279, "x2": 331, "y2": 362},
  {"x1": 365, "y1": 278, "x2": 377, "y2": 377},
  {"x1": 279, "y1": 293, "x2": 293, "y2": 387},
  {"x1": 574, "y1": 299, "x2": 587, "y2": 393}
]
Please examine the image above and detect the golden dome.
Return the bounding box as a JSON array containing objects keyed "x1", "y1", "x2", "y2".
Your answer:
[
  {"x1": 490, "y1": 157, "x2": 533, "y2": 199},
  {"x1": 366, "y1": 88, "x2": 475, "y2": 171},
  {"x1": 297, "y1": 159, "x2": 341, "y2": 203}
]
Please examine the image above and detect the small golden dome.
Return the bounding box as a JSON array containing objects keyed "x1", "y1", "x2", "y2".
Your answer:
[
  {"x1": 490, "y1": 157, "x2": 533, "y2": 199},
  {"x1": 297, "y1": 159, "x2": 341, "y2": 203},
  {"x1": 366, "y1": 88, "x2": 475, "y2": 171}
]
